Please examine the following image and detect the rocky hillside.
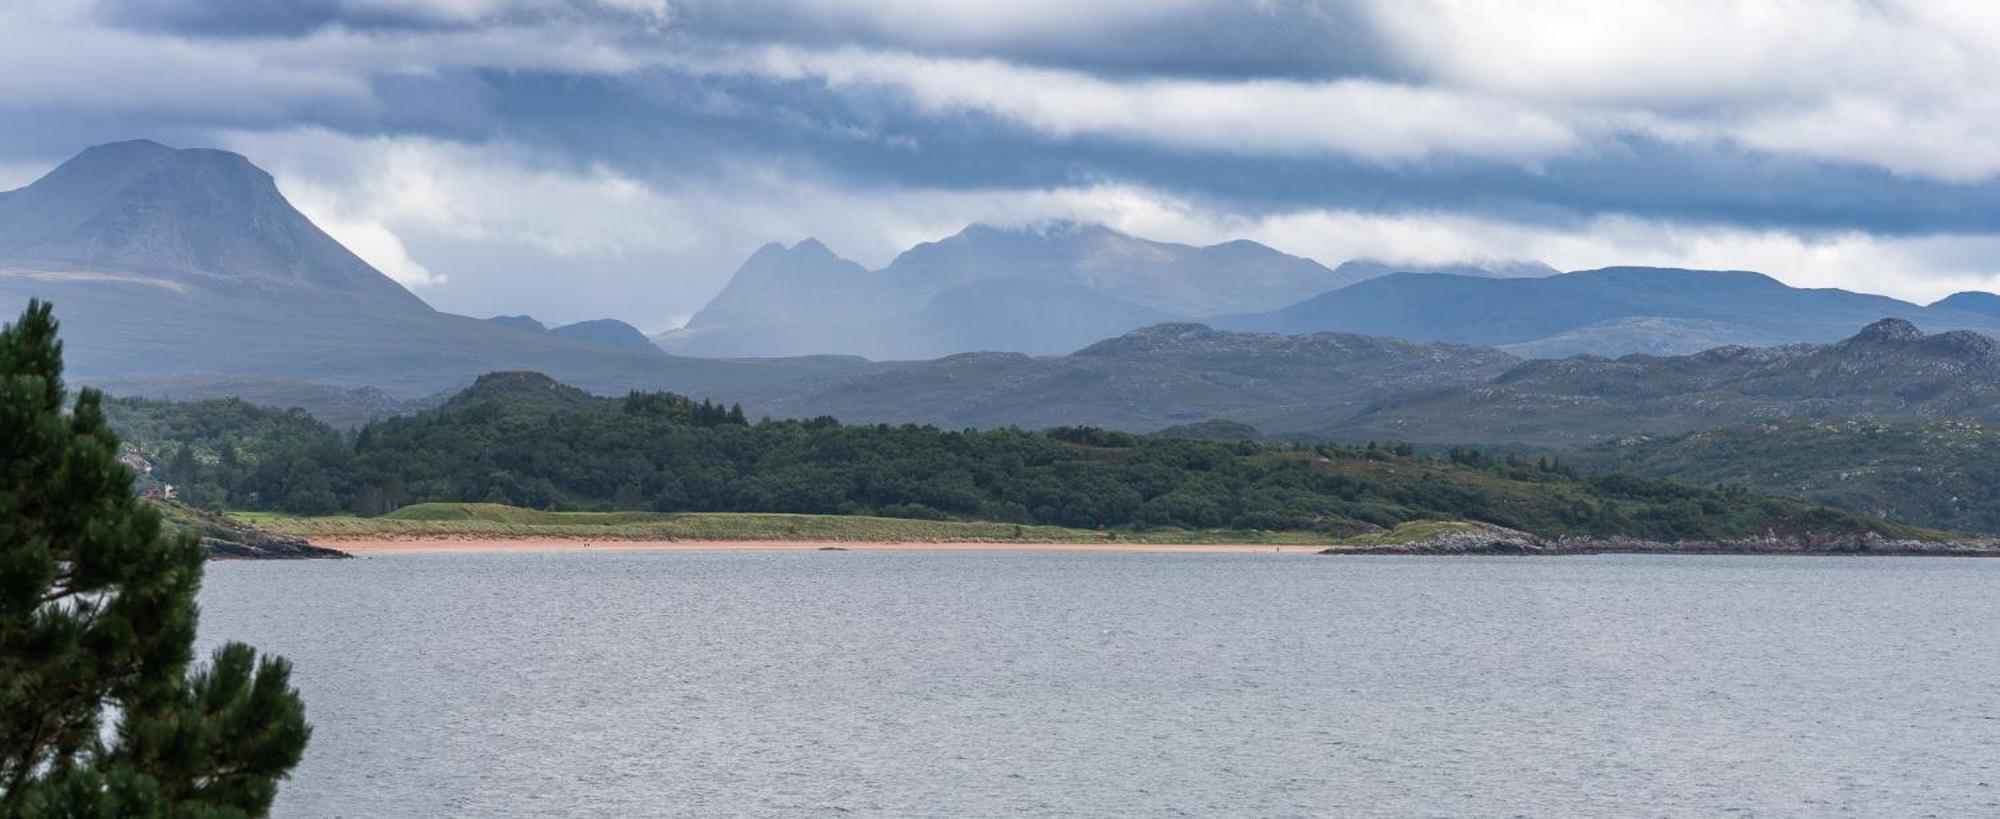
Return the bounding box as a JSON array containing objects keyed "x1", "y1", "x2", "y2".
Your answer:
[
  {"x1": 153, "y1": 502, "x2": 348, "y2": 559},
  {"x1": 755, "y1": 322, "x2": 1519, "y2": 432},
  {"x1": 1575, "y1": 420, "x2": 2000, "y2": 535},
  {"x1": 1328, "y1": 319, "x2": 2000, "y2": 445}
]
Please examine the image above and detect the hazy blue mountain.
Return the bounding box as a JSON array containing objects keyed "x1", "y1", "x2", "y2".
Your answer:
[
  {"x1": 876, "y1": 222, "x2": 1343, "y2": 316},
  {"x1": 658, "y1": 238, "x2": 923, "y2": 359},
  {"x1": 1930, "y1": 291, "x2": 2000, "y2": 319},
  {"x1": 1326, "y1": 318, "x2": 2000, "y2": 445},
  {"x1": 1330, "y1": 258, "x2": 1558, "y2": 281},
  {"x1": 1496, "y1": 317, "x2": 1788, "y2": 358},
  {"x1": 0, "y1": 141, "x2": 877, "y2": 403},
  {"x1": 1220, "y1": 266, "x2": 2000, "y2": 356},
  {"x1": 756, "y1": 322, "x2": 1519, "y2": 432},
  {"x1": 484, "y1": 314, "x2": 659, "y2": 353},
  {"x1": 485, "y1": 315, "x2": 547, "y2": 333},
  {"x1": 0, "y1": 139, "x2": 430, "y2": 314},
  {"x1": 656, "y1": 222, "x2": 1344, "y2": 359},
  {"x1": 546, "y1": 319, "x2": 657, "y2": 352}
]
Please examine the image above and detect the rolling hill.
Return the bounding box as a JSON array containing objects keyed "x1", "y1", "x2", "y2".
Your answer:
[
  {"x1": 1219, "y1": 266, "x2": 2000, "y2": 357},
  {"x1": 1325, "y1": 318, "x2": 2000, "y2": 445},
  {"x1": 106, "y1": 369, "x2": 1941, "y2": 547},
  {"x1": 753, "y1": 323, "x2": 1520, "y2": 432},
  {"x1": 1573, "y1": 420, "x2": 2000, "y2": 535}
]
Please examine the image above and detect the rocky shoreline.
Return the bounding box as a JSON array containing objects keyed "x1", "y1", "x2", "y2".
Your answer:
[
  {"x1": 1318, "y1": 524, "x2": 2000, "y2": 557},
  {"x1": 203, "y1": 529, "x2": 352, "y2": 560},
  {"x1": 152, "y1": 502, "x2": 352, "y2": 560}
]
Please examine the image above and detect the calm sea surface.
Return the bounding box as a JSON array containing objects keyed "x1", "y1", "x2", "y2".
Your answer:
[{"x1": 198, "y1": 551, "x2": 2000, "y2": 817}]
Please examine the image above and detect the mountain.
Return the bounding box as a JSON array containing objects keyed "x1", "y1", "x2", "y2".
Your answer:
[
  {"x1": 485, "y1": 315, "x2": 547, "y2": 333},
  {"x1": 1930, "y1": 290, "x2": 2000, "y2": 319},
  {"x1": 483, "y1": 314, "x2": 659, "y2": 353},
  {"x1": 1221, "y1": 266, "x2": 2000, "y2": 357},
  {"x1": 655, "y1": 222, "x2": 1344, "y2": 359},
  {"x1": 0, "y1": 140, "x2": 874, "y2": 403},
  {"x1": 1573, "y1": 420, "x2": 2000, "y2": 535},
  {"x1": 546, "y1": 319, "x2": 656, "y2": 352},
  {"x1": 754, "y1": 323, "x2": 1519, "y2": 432},
  {"x1": 0, "y1": 139, "x2": 430, "y2": 315},
  {"x1": 876, "y1": 223, "x2": 1343, "y2": 316},
  {"x1": 1330, "y1": 258, "x2": 1558, "y2": 281},
  {"x1": 1325, "y1": 319, "x2": 2000, "y2": 445}
]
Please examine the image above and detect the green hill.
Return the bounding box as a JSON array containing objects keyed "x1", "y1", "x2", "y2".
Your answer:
[
  {"x1": 1577, "y1": 420, "x2": 2000, "y2": 534},
  {"x1": 106, "y1": 373, "x2": 1944, "y2": 545},
  {"x1": 1326, "y1": 319, "x2": 2000, "y2": 446}
]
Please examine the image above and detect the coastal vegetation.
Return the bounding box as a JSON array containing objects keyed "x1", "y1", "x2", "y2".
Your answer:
[
  {"x1": 242, "y1": 503, "x2": 1338, "y2": 544},
  {"x1": 106, "y1": 371, "x2": 1933, "y2": 544}
]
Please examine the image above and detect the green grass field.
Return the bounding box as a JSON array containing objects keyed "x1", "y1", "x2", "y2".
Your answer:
[{"x1": 240, "y1": 503, "x2": 1346, "y2": 545}]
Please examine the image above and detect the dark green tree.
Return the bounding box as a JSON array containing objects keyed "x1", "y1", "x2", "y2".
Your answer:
[
  {"x1": 167, "y1": 443, "x2": 199, "y2": 485},
  {"x1": 0, "y1": 301, "x2": 310, "y2": 817}
]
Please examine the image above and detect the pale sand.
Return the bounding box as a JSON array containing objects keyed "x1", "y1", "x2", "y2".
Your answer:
[{"x1": 318, "y1": 537, "x2": 1327, "y2": 555}]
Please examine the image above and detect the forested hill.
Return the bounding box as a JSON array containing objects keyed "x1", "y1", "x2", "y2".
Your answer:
[{"x1": 105, "y1": 372, "x2": 1932, "y2": 544}]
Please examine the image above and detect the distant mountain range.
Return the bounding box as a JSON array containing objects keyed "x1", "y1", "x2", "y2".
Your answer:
[
  {"x1": 0, "y1": 140, "x2": 877, "y2": 404},
  {"x1": 662, "y1": 221, "x2": 2000, "y2": 361},
  {"x1": 15, "y1": 139, "x2": 2000, "y2": 451},
  {"x1": 654, "y1": 223, "x2": 1553, "y2": 359},
  {"x1": 1216, "y1": 267, "x2": 2000, "y2": 357}
]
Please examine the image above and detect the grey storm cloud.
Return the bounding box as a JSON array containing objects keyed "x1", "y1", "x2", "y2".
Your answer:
[{"x1": 6, "y1": 0, "x2": 2000, "y2": 326}]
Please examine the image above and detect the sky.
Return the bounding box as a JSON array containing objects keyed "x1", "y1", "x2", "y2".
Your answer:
[{"x1": 7, "y1": 0, "x2": 2000, "y2": 330}]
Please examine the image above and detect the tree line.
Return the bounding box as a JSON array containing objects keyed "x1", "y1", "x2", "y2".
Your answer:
[{"x1": 105, "y1": 371, "x2": 1906, "y2": 541}]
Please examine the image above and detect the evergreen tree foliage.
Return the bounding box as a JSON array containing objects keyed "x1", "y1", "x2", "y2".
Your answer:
[{"x1": 0, "y1": 301, "x2": 310, "y2": 817}]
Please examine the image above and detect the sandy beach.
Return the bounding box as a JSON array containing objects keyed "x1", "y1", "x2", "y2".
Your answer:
[{"x1": 318, "y1": 536, "x2": 1328, "y2": 555}]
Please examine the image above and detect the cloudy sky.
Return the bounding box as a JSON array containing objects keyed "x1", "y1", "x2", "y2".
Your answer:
[{"x1": 7, "y1": 0, "x2": 2000, "y2": 329}]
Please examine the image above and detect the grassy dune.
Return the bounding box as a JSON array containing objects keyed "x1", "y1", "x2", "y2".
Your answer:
[{"x1": 240, "y1": 503, "x2": 1343, "y2": 545}]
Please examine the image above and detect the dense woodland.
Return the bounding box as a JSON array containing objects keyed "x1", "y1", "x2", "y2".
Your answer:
[{"x1": 104, "y1": 372, "x2": 1914, "y2": 541}]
